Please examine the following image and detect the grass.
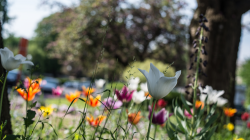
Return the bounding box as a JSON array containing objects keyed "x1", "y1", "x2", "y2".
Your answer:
[{"x1": 45, "y1": 97, "x2": 86, "y2": 108}]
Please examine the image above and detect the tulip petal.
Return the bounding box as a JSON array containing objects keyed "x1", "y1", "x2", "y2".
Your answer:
[
  {"x1": 148, "y1": 63, "x2": 164, "y2": 95},
  {"x1": 138, "y1": 69, "x2": 153, "y2": 96},
  {"x1": 154, "y1": 71, "x2": 181, "y2": 99},
  {"x1": 21, "y1": 61, "x2": 34, "y2": 66},
  {"x1": 14, "y1": 54, "x2": 26, "y2": 61},
  {"x1": 155, "y1": 108, "x2": 167, "y2": 124},
  {"x1": 4, "y1": 57, "x2": 23, "y2": 71},
  {"x1": 0, "y1": 48, "x2": 13, "y2": 69}
]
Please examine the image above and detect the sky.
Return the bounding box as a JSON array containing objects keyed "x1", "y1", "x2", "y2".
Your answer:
[{"x1": 3, "y1": 0, "x2": 250, "y2": 62}]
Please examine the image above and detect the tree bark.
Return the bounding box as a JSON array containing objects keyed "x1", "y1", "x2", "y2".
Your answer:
[
  {"x1": 189, "y1": 0, "x2": 250, "y2": 122},
  {"x1": 0, "y1": 22, "x2": 12, "y2": 135}
]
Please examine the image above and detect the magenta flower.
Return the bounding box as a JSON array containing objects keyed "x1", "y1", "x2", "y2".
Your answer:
[
  {"x1": 184, "y1": 109, "x2": 193, "y2": 119},
  {"x1": 148, "y1": 106, "x2": 172, "y2": 125},
  {"x1": 115, "y1": 86, "x2": 134, "y2": 102},
  {"x1": 52, "y1": 86, "x2": 63, "y2": 96},
  {"x1": 103, "y1": 97, "x2": 123, "y2": 109}
]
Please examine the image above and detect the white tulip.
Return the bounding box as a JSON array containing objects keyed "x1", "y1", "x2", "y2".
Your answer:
[
  {"x1": 95, "y1": 79, "x2": 106, "y2": 89},
  {"x1": 199, "y1": 85, "x2": 228, "y2": 106},
  {"x1": 128, "y1": 84, "x2": 138, "y2": 90},
  {"x1": 138, "y1": 63, "x2": 181, "y2": 99},
  {"x1": 0, "y1": 47, "x2": 33, "y2": 71},
  {"x1": 128, "y1": 77, "x2": 140, "y2": 90},
  {"x1": 140, "y1": 82, "x2": 148, "y2": 92},
  {"x1": 216, "y1": 97, "x2": 228, "y2": 107},
  {"x1": 132, "y1": 90, "x2": 146, "y2": 104}
]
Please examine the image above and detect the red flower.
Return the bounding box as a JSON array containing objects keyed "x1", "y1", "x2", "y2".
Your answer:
[
  {"x1": 152, "y1": 99, "x2": 168, "y2": 110},
  {"x1": 247, "y1": 122, "x2": 250, "y2": 128},
  {"x1": 157, "y1": 99, "x2": 167, "y2": 108},
  {"x1": 241, "y1": 112, "x2": 250, "y2": 121}
]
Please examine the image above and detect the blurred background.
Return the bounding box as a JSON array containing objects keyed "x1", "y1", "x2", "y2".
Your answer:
[{"x1": 1, "y1": 0, "x2": 250, "y2": 119}]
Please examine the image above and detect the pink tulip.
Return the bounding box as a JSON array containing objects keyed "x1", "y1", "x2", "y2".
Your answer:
[
  {"x1": 52, "y1": 86, "x2": 63, "y2": 96},
  {"x1": 184, "y1": 109, "x2": 193, "y2": 119}
]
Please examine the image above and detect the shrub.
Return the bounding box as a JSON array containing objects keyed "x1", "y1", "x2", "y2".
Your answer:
[{"x1": 122, "y1": 59, "x2": 176, "y2": 83}]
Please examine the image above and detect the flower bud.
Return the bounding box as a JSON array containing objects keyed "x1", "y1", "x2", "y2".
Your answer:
[
  {"x1": 204, "y1": 37, "x2": 208, "y2": 43},
  {"x1": 203, "y1": 60, "x2": 208, "y2": 67},
  {"x1": 193, "y1": 43, "x2": 197, "y2": 48},
  {"x1": 190, "y1": 54, "x2": 194, "y2": 58},
  {"x1": 202, "y1": 17, "x2": 208, "y2": 22}
]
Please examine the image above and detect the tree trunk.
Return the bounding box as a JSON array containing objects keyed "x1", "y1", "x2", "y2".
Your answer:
[
  {"x1": 189, "y1": 0, "x2": 250, "y2": 123},
  {"x1": 0, "y1": 22, "x2": 12, "y2": 135}
]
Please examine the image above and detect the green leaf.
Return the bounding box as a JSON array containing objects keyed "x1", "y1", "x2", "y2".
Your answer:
[
  {"x1": 174, "y1": 107, "x2": 185, "y2": 121},
  {"x1": 180, "y1": 95, "x2": 192, "y2": 115},
  {"x1": 204, "y1": 114, "x2": 218, "y2": 129},
  {"x1": 23, "y1": 110, "x2": 36, "y2": 127},
  {"x1": 5, "y1": 135, "x2": 21, "y2": 140},
  {"x1": 27, "y1": 110, "x2": 36, "y2": 119},
  {"x1": 168, "y1": 121, "x2": 185, "y2": 133},
  {"x1": 203, "y1": 125, "x2": 217, "y2": 140}
]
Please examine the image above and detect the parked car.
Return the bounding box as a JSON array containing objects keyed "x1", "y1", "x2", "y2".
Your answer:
[
  {"x1": 78, "y1": 81, "x2": 92, "y2": 91},
  {"x1": 62, "y1": 80, "x2": 92, "y2": 95},
  {"x1": 6, "y1": 69, "x2": 24, "y2": 87},
  {"x1": 40, "y1": 77, "x2": 59, "y2": 94}
]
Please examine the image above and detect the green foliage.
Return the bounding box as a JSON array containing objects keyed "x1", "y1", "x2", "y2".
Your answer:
[
  {"x1": 240, "y1": 59, "x2": 250, "y2": 84},
  {"x1": 34, "y1": 0, "x2": 187, "y2": 78},
  {"x1": 240, "y1": 59, "x2": 250, "y2": 105},
  {"x1": 122, "y1": 59, "x2": 176, "y2": 83},
  {"x1": 167, "y1": 96, "x2": 218, "y2": 140},
  {"x1": 3, "y1": 34, "x2": 20, "y2": 52}
]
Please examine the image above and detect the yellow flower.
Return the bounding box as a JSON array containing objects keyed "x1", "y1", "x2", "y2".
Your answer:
[
  {"x1": 234, "y1": 138, "x2": 244, "y2": 140},
  {"x1": 40, "y1": 105, "x2": 54, "y2": 117},
  {"x1": 225, "y1": 123, "x2": 234, "y2": 131}
]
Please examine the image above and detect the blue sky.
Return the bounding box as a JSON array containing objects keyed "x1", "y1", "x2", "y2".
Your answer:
[{"x1": 3, "y1": 0, "x2": 250, "y2": 62}]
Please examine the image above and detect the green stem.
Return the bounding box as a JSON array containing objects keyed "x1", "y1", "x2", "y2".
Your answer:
[
  {"x1": 24, "y1": 93, "x2": 28, "y2": 138},
  {"x1": 147, "y1": 99, "x2": 156, "y2": 140},
  {"x1": 24, "y1": 77, "x2": 32, "y2": 138},
  {"x1": 154, "y1": 125, "x2": 157, "y2": 139},
  {"x1": 115, "y1": 106, "x2": 124, "y2": 139},
  {"x1": 0, "y1": 71, "x2": 8, "y2": 122},
  {"x1": 192, "y1": 28, "x2": 203, "y2": 115}
]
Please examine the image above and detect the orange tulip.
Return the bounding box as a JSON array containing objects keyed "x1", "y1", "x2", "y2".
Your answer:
[
  {"x1": 145, "y1": 92, "x2": 152, "y2": 99},
  {"x1": 24, "y1": 77, "x2": 42, "y2": 89},
  {"x1": 17, "y1": 78, "x2": 41, "y2": 101},
  {"x1": 128, "y1": 111, "x2": 142, "y2": 125},
  {"x1": 86, "y1": 115, "x2": 106, "y2": 127},
  {"x1": 82, "y1": 86, "x2": 95, "y2": 96},
  {"x1": 224, "y1": 108, "x2": 237, "y2": 117},
  {"x1": 195, "y1": 100, "x2": 204, "y2": 109},
  {"x1": 65, "y1": 91, "x2": 81, "y2": 103},
  {"x1": 84, "y1": 95, "x2": 101, "y2": 107}
]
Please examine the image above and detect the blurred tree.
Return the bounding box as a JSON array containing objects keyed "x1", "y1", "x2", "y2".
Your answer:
[
  {"x1": 188, "y1": 0, "x2": 250, "y2": 122},
  {"x1": 3, "y1": 34, "x2": 19, "y2": 52},
  {"x1": 41, "y1": 0, "x2": 187, "y2": 81}
]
